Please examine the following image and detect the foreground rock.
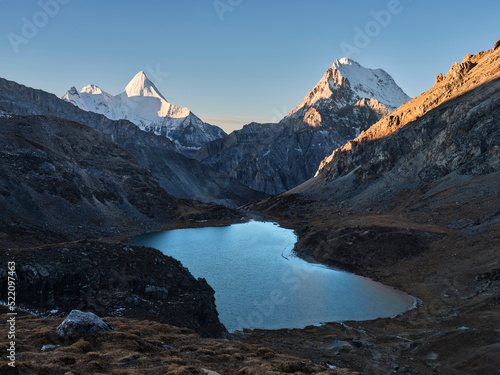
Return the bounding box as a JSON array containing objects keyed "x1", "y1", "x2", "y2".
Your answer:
[
  {"x1": 56, "y1": 310, "x2": 114, "y2": 337},
  {"x1": 0, "y1": 241, "x2": 228, "y2": 338}
]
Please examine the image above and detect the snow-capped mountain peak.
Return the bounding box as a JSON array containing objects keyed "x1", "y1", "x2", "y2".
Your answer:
[
  {"x1": 330, "y1": 58, "x2": 410, "y2": 110},
  {"x1": 62, "y1": 71, "x2": 227, "y2": 157},
  {"x1": 81, "y1": 84, "x2": 104, "y2": 95},
  {"x1": 335, "y1": 57, "x2": 358, "y2": 67},
  {"x1": 286, "y1": 58, "x2": 411, "y2": 123},
  {"x1": 124, "y1": 71, "x2": 166, "y2": 100}
]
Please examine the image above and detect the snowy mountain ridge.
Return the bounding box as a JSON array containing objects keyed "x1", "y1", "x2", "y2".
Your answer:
[
  {"x1": 286, "y1": 57, "x2": 410, "y2": 122},
  {"x1": 62, "y1": 71, "x2": 226, "y2": 157},
  {"x1": 198, "y1": 57, "x2": 410, "y2": 195}
]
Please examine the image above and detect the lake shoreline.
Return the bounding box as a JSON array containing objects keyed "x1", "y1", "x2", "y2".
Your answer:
[
  {"x1": 128, "y1": 220, "x2": 417, "y2": 332},
  {"x1": 241, "y1": 193, "x2": 500, "y2": 373},
  {"x1": 4, "y1": 204, "x2": 497, "y2": 373}
]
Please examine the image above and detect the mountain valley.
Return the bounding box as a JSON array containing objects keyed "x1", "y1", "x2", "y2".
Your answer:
[{"x1": 0, "y1": 40, "x2": 499, "y2": 375}]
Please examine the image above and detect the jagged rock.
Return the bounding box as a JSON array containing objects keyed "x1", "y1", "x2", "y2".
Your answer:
[
  {"x1": 447, "y1": 60, "x2": 478, "y2": 81},
  {"x1": 56, "y1": 310, "x2": 114, "y2": 337},
  {"x1": 493, "y1": 39, "x2": 500, "y2": 50},
  {"x1": 435, "y1": 72, "x2": 444, "y2": 85}
]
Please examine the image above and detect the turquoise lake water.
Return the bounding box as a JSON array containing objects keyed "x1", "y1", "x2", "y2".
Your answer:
[{"x1": 129, "y1": 220, "x2": 416, "y2": 332}]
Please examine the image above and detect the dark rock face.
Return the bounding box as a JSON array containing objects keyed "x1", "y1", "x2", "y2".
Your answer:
[
  {"x1": 198, "y1": 122, "x2": 344, "y2": 195},
  {"x1": 56, "y1": 310, "x2": 114, "y2": 337},
  {"x1": 0, "y1": 241, "x2": 229, "y2": 338},
  {"x1": 0, "y1": 115, "x2": 179, "y2": 247},
  {"x1": 197, "y1": 101, "x2": 384, "y2": 196},
  {"x1": 0, "y1": 78, "x2": 264, "y2": 207},
  {"x1": 128, "y1": 146, "x2": 267, "y2": 208}
]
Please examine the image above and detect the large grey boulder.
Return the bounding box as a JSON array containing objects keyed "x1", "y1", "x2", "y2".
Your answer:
[{"x1": 56, "y1": 310, "x2": 114, "y2": 337}]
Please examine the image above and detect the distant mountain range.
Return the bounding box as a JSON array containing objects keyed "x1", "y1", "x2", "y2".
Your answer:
[
  {"x1": 62, "y1": 71, "x2": 227, "y2": 158},
  {"x1": 197, "y1": 58, "x2": 410, "y2": 194},
  {"x1": 0, "y1": 77, "x2": 266, "y2": 208}
]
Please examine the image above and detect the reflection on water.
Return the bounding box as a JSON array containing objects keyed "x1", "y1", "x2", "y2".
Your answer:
[{"x1": 129, "y1": 220, "x2": 415, "y2": 332}]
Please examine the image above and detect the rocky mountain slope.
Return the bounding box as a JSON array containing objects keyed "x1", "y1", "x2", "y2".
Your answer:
[
  {"x1": 0, "y1": 114, "x2": 241, "y2": 248},
  {"x1": 304, "y1": 45, "x2": 500, "y2": 200},
  {"x1": 0, "y1": 77, "x2": 265, "y2": 207},
  {"x1": 0, "y1": 114, "x2": 183, "y2": 247},
  {"x1": 0, "y1": 306, "x2": 348, "y2": 374},
  {"x1": 247, "y1": 42, "x2": 500, "y2": 374},
  {"x1": 0, "y1": 241, "x2": 228, "y2": 338},
  {"x1": 197, "y1": 58, "x2": 410, "y2": 195},
  {"x1": 62, "y1": 71, "x2": 226, "y2": 157}
]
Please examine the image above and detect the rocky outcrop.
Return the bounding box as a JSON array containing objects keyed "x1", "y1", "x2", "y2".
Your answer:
[
  {"x1": 197, "y1": 59, "x2": 408, "y2": 195},
  {"x1": 0, "y1": 78, "x2": 265, "y2": 207},
  {"x1": 0, "y1": 114, "x2": 183, "y2": 247},
  {"x1": 0, "y1": 241, "x2": 229, "y2": 338}
]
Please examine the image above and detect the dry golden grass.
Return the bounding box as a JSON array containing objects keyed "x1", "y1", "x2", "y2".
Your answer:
[{"x1": 0, "y1": 309, "x2": 353, "y2": 375}]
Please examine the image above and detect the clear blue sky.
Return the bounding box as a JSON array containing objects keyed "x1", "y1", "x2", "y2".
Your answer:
[{"x1": 1, "y1": 0, "x2": 498, "y2": 132}]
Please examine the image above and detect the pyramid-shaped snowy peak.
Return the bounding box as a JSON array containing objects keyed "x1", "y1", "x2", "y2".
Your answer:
[
  {"x1": 61, "y1": 71, "x2": 227, "y2": 156},
  {"x1": 124, "y1": 71, "x2": 166, "y2": 100}
]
